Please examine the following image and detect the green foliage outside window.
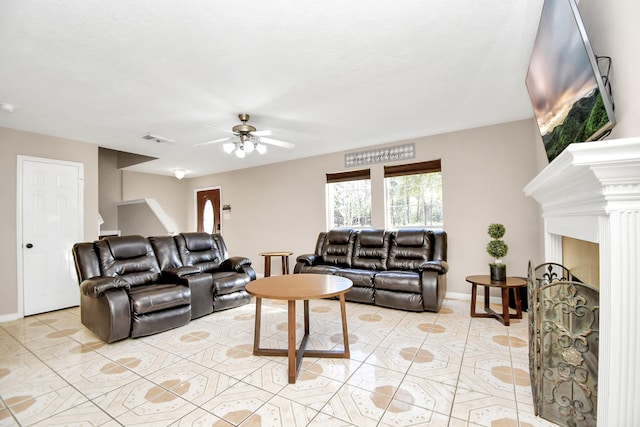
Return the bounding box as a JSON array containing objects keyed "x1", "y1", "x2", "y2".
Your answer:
[
  {"x1": 386, "y1": 172, "x2": 443, "y2": 228},
  {"x1": 327, "y1": 180, "x2": 371, "y2": 228}
]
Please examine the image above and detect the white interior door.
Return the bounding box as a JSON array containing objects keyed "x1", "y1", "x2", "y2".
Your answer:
[{"x1": 20, "y1": 157, "x2": 82, "y2": 316}]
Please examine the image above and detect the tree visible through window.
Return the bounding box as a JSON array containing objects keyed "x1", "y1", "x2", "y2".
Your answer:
[
  {"x1": 326, "y1": 169, "x2": 371, "y2": 228},
  {"x1": 385, "y1": 160, "x2": 442, "y2": 228}
]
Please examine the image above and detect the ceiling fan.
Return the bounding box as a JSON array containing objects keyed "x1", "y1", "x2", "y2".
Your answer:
[{"x1": 195, "y1": 113, "x2": 295, "y2": 158}]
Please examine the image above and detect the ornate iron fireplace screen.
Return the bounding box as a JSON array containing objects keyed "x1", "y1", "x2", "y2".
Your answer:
[{"x1": 528, "y1": 262, "x2": 599, "y2": 427}]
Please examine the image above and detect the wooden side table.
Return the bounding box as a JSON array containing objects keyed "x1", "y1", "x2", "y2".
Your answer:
[
  {"x1": 259, "y1": 251, "x2": 293, "y2": 277},
  {"x1": 465, "y1": 275, "x2": 527, "y2": 326},
  {"x1": 246, "y1": 274, "x2": 352, "y2": 383}
]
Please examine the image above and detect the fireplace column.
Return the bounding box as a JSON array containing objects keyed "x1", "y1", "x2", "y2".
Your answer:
[{"x1": 604, "y1": 210, "x2": 640, "y2": 424}]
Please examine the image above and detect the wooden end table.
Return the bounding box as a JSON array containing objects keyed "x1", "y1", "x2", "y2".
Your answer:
[
  {"x1": 245, "y1": 274, "x2": 352, "y2": 383},
  {"x1": 259, "y1": 251, "x2": 293, "y2": 277},
  {"x1": 465, "y1": 275, "x2": 527, "y2": 326}
]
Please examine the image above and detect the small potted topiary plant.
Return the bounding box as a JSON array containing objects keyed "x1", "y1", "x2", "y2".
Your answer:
[{"x1": 486, "y1": 223, "x2": 508, "y2": 281}]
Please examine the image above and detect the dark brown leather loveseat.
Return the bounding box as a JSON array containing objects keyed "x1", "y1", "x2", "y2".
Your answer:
[
  {"x1": 72, "y1": 232, "x2": 255, "y2": 343},
  {"x1": 294, "y1": 228, "x2": 448, "y2": 312}
]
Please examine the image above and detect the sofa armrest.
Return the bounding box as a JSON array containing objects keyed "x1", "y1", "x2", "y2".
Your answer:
[
  {"x1": 80, "y1": 289, "x2": 131, "y2": 343},
  {"x1": 418, "y1": 260, "x2": 449, "y2": 275},
  {"x1": 420, "y1": 270, "x2": 447, "y2": 312},
  {"x1": 296, "y1": 254, "x2": 318, "y2": 266},
  {"x1": 80, "y1": 277, "x2": 129, "y2": 298},
  {"x1": 221, "y1": 256, "x2": 252, "y2": 272}
]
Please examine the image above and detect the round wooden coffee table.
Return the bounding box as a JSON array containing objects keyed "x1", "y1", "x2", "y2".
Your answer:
[
  {"x1": 246, "y1": 274, "x2": 353, "y2": 383},
  {"x1": 466, "y1": 275, "x2": 527, "y2": 326}
]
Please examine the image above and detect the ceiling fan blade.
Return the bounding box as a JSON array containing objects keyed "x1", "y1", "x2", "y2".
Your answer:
[
  {"x1": 202, "y1": 125, "x2": 236, "y2": 134},
  {"x1": 194, "y1": 137, "x2": 232, "y2": 147},
  {"x1": 260, "y1": 137, "x2": 295, "y2": 149},
  {"x1": 252, "y1": 129, "x2": 272, "y2": 137}
]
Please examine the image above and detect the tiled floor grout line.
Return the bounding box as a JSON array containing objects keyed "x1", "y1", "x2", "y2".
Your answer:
[
  {"x1": 508, "y1": 322, "x2": 527, "y2": 427},
  {"x1": 446, "y1": 311, "x2": 471, "y2": 426},
  {"x1": 0, "y1": 396, "x2": 20, "y2": 426}
]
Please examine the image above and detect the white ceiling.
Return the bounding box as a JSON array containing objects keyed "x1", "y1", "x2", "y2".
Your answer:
[{"x1": 0, "y1": 0, "x2": 543, "y2": 177}]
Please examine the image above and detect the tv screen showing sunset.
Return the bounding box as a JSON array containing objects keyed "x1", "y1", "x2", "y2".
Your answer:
[{"x1": 525, "y1": 0, "x2": 613, "y2": 162}]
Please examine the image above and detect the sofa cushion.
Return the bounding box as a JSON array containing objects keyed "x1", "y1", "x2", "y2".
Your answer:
[
  {"x1": 394, "y1": 230, "x2": 426, "y2": 246},
  {"x1": 210, "y1": 271, "x2": 250, "y2": 295},
  {"x1": 182, "y1": 232, "x2": 215, "y2": 251},
  {"x1": 375, "y1": 289, "x2": 423, "y2": 312},
  {"x1": 95, "y1": 237, "x2": 161, "y2": 284},
  {"x1": 321, "y1": 229, "x2": 355, "y2": 267},
  {"x1": 176, "y1": 232, "x2": 223, "y2": 272},
  {"x1": 128, "y1": 284, "x2": 191, "y2": 315},
  {"x1": 374, "y1": 271, "x2": 422, "y2": 293},
  {"x1": 344, "y1": 286, "x2": 374, "y2": 304},
  {"x1": 104, "y1": 235, "x2": 149, "y2": 259},
  {"x1": 214, "y1": 291, "x2": 251, "y2": 312},
  {"x1": 387, "y1": 229, "x2": 432, "y2": 270},
  {"x1": 335, "y1": 268, "x2": 375, "y2": 288},
  {"x1": 130, "y1": 305, "x2": 191, "y2": 338},
  {"x1": 352, "y1": 229, "x2": 390, "y2": 270},
  {"x1": 149, "y1": 236, "x2": 182, "y2": 271}
]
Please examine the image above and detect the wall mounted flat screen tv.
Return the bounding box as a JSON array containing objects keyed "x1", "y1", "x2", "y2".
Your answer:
[{"x1": 526, "y1": 0, "x2": 615, "y2": 162}]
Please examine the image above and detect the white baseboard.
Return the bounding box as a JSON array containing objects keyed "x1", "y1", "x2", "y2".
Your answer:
[{"x1": 0, "y1": 312, "x2": 21, "y2": 322}]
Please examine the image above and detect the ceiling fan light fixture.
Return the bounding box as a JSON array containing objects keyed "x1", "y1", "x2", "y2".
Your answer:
[
  {"x1": 223, "y1": 142, "x2": 235, "y2": 153},
  {"x1": 199, "y1": 113, "x2": 294, "y2": 159},
  {"x1": 172, "y1": 168, "x2": 186, "y2": 180}
]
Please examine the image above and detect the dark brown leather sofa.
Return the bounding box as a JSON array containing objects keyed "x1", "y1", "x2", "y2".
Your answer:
[
  {"x1": 294, "y1": 228, "x2": 448, "y2": 312},
  {"x1": 72, "y1": 232, "x2": 255, "y2": 343}
]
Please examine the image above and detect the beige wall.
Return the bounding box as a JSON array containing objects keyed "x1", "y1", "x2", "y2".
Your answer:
[
  {"x1": 98, "y1": 148, "x2": 121, "y2": 231},
  {"x1": 118, "y1": 203, "x2": 172, "y2": 237},
  {"x1": 0, "y1": 127, "x2": 99, "y2": 317},
  {"x1": 121, "y1": 171, "x2": 189, "y2": 233},
  {"x1": 183, "y1": 119, "x2": 547, "y2": 295}
]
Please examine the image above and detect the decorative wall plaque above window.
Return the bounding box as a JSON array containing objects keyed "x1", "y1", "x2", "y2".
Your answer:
[{"x1": 345, "y1": 144, "x2": 415, "y2": 168}]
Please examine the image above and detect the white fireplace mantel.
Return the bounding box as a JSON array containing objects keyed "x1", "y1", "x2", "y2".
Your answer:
[{"x1": 524, "y1": 137, "x2": 640, "y2": 426}]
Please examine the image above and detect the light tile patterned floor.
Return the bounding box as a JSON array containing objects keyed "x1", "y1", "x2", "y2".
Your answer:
[{"x1": 0, "y1": 297, "x2": 561, "y2": 426}]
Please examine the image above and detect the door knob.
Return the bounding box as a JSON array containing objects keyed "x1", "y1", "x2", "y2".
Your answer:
[{"x1": 25, "y1": 243, "x2": 33, "y2": 248}]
